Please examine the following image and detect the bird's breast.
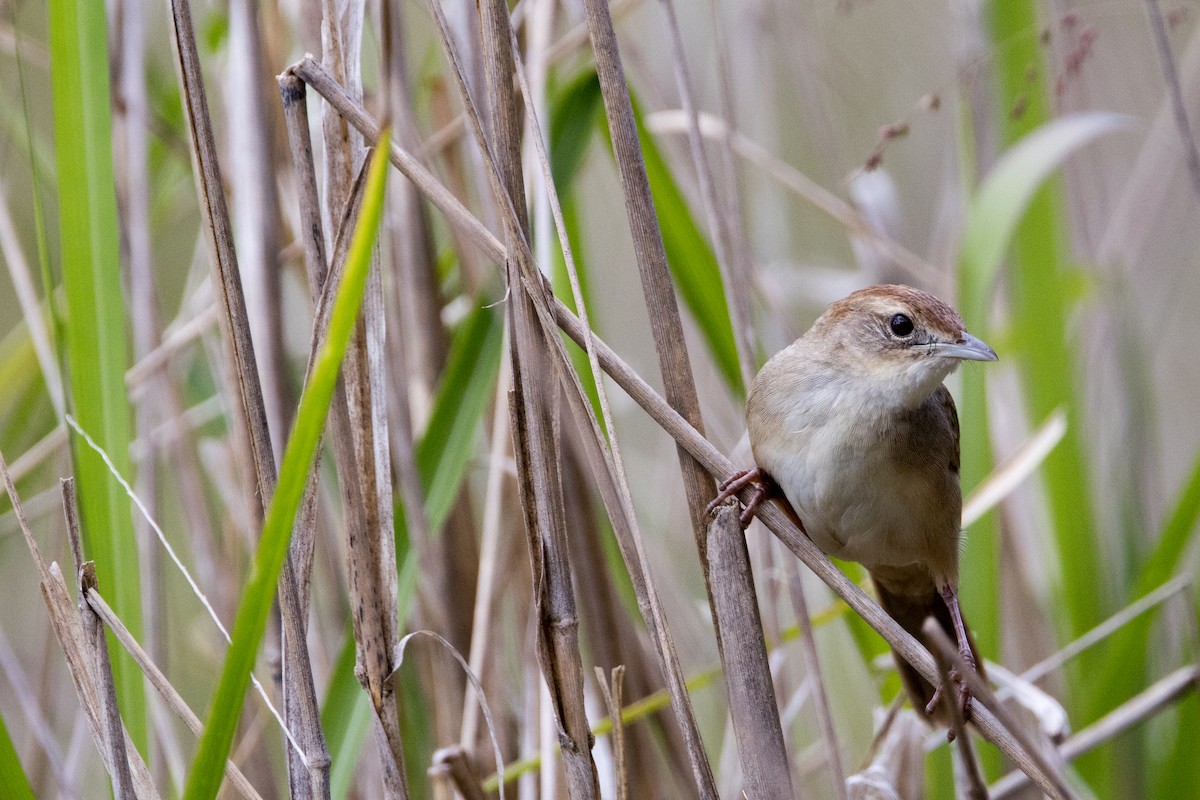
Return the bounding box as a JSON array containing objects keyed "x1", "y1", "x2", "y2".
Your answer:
[{"x1": 748, "y1": 382, "x2": 960, "y2": 579}]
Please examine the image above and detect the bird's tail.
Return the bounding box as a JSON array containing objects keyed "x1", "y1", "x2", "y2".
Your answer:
[{"x1": 871, "y1": 577, "x2": 985, "y2": 724}]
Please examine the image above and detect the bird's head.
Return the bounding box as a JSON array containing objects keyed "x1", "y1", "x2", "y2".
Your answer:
[{"x1": 812, "y1": 284, "x2": 997, "y2": 407}]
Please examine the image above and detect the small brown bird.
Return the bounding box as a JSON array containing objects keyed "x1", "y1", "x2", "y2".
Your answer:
[{"x1": 710, "y1": 284, "x2": 996, "y2": 724}]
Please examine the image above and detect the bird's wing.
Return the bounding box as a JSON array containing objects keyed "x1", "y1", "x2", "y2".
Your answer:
[{"x1": 932, "y1": 383, "x2": 960, "y2": 477}]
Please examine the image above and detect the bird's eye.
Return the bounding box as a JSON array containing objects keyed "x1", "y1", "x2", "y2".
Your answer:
[{"x1": 888, "y1": 314, "x2": 914, "y2": 337}]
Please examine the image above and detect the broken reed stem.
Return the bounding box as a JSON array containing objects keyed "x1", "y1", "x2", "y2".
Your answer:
[
  {"x1": 707, "y1": 505, "x2": 794, "y2": 798},
  {"x1": 287, "y1": 57, "x2": 1070, "y2": 800},
  {"x1": 463, "y1": 0, "x2": 599, "y2": 793},
  {"x1": 0, "y1": 451, "x2": 159, "y2": 798},
  {"x1": 594, "y1": 667, "x2": 629, "y2": 800},
  {"x1": 62, "y1": 480, "x2": 135, "y2": 800},
  {"x1": 281, "y1": 72, "x2": 405, "y2": 794},
  {"x1": 430, "y1": 746, "x2": 488, "y2": 800},
  {"x1": 924, "y1": 621, "x2": 1075, "y2": 800}
]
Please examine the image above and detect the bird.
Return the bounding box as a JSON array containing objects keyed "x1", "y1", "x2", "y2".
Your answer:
[{"x1": 707, "y1": 284, "x2": 997, "y2": 726}]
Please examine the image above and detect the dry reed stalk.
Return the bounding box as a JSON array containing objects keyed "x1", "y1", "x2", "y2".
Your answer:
[
  {"x1": 989, "y1": 664, "x2": 1200, "y2": 798},
  {"x1": 278, "y1": 87, "x2": 406, "y2": 792},
  {"x1": 654, "y1": 0, "x2": 755, "y2": 389},
  {"x1": 646, "y1": 111, "x2": 939, "y2": 282},
  {"x1": 560, "y1": 445, "x2": 689, "y2": 791},
  {"x1": 430, "y1": 746, "x2": 487, "y2": 800},
  {"x1": 707, "y1": 505, "x2": 795, "y2": 798},
  {"x1": 469, "y1": 0, "x2": 599, "y2": 793},
  {"x1": 165, "y1": 0, "x2": 330, "y2": 792},
  {"x1": 62, "y1": 480, "x2": 135, "y2": 800},
  {"x1": 505, "y1": 28, "x2": 697, "y2": 790},
  {"x1": 785, "y1": 562, "x2": 849, "y2": 800},
  {"x1": 595, "y1": 666, "x2": 629, "y2": 800},
  {"x1": 924, "y1": 620, "x2": 1075, "y2": 800},
  {"x1": 226, "y1": 0, "x2": 291, "y2": 459},
  {"x1": 579, "y1": 2, "x2": 781, "y2": 795},
  {"x1": 923, "y1": 619, "x2": 986, "y2": 800},
  {"x1": 315, "y1": 1, "x2": 408, "y2": 790}
]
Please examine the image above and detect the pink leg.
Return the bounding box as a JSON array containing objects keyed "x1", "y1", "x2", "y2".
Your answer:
[{"x1": 925, "y1": 585, "x2": 977, "y2": 729}]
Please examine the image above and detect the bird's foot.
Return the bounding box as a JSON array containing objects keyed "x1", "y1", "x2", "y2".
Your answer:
[
  {"x1": 925, "y1": 646, "x2": 978, "y2": 741},
  {"x1": 706, "y1": 467, "x2": 770, "y2": 527}
]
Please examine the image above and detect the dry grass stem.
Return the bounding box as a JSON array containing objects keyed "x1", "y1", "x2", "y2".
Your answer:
[
  {"x1": 707, "y1": 505, "x2": 794, "y2": 798},
  {"x1": 430, "y1": 746, "x2": 487, "y2": 800},
  {"x1": 646, "y1": 110, "x2": 938, "y2": 283},
  {"x1": 1018, "y1": 574, "x2": 1190, "y2": 686},
  {"x1": 0, "y1": 450, "x2": 159, "y2": 798},
  {"x1": 166, "y1": 0, "x2": 330, "y2": 791},
  {"x1": 924, "y1": 620, "x2": 1075, "y2": 800},
  {"x1": 594, "y1": 666, "x2": 629, "y2": 800},
  {"x1": 785, "y1": 563, "x2": 849, "y2": 800},
  {"x1": 62, "y1": 480, "x2": 135, "y2": 800},
  {"x1": 435, "y1": 0, "x2": 597, "y2": 793},
  {"x1": 654, "y1": 0, "x2": 755, "y2": 389},
  {"x1": 1144, "y1": 0, "x2": 1200, "y2": 201}
]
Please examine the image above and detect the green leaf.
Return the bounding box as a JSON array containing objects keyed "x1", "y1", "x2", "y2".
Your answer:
[
  {"x1": 322, "y1": 631, "x2": 374, "y2": 800},
  {"x1": 549, "y1": 69, "x2": 605, "y2": 193},
  {"x1": 49, "y1": 0, "x2": 146, "y2": 751},
  {"x1": 1085, "y1": 450, "x2": 1200, "y2": 720},
  {"x1": 584, "y1": 68, "x2": 743, "y2": 395},
  {"x1": 183, "y1": 133, "x2": 391, "y2": 800},
  {"x1": 958, "y1": 112, "x2": 1133, "y2": 323},
  {"x1": 957, "y1": 112, "x2": 1132, "y2": 659},
  {"x1": 0, "y1": 706, "x2": 34, "y2": 800},
  {"x1": 414, "y1": 303, "x2": 503, "y2": 533}
]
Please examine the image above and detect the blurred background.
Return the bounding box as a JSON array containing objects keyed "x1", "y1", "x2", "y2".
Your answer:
[{"x1": 1, "y1": 0, "x2": 1198, "y2": 796}]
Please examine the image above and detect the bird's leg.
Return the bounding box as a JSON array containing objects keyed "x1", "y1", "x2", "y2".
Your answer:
[
  {"x1": 924, "y1": 584, "x2": 977, "y2": 726},
  {"x1": 706, "y1": 467, "x2": 771, "y2": 526}
]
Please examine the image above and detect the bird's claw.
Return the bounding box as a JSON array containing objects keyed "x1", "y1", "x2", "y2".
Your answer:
[
  {"x1": 706, "y1": 468, "x2": 768, "y2": 527},
  {"x1": 925, "y1": 653, "x2": 977, "y2": 742}
]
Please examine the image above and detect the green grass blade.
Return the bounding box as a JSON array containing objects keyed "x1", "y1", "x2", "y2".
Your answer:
[
  {"x1": 549, "y1": 69, "x2": 605, "y2": 193},
  {"x1": 577, "y1": 66, "x2": 742, "y2": 395},
  {"x1": 0, "y1": 706, "x2": 34, "y2": 800},
  {"x1": 1085, "y1": 450, "x2": 1200, "y2": 720},
  {"x1": 957, "y1": 111, "x2": 1132, "y2": 663},
  {"x1": 987, "y1": 1, "x2": 1134, "y2": 647},
  {"x1": 322, "y1": 631, "x2": 374, "y2": 800},
  {"x1": 414, "y1": 304, "x2": 503, "y2": 532},
  {"x1": 48, "y1": 0, "x2": 145, "y2": 751},
  {"x1": 633, "y1": 98, "x2": 743, "y2": 396},
  {"x1": 958, "y1": 113, "x2": 1133, "y2": 322},
  {"x1": 183, "y1": 133, "x2": 391, "y2": 800}
]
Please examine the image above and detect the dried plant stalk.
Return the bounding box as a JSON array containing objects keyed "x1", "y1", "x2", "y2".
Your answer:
[
  {"x1": 63, "y1": 480, "x2": 135, "y2": 800},
  {"x1": 470, "y1": 0, "x2": 598, "y2": 793},
  {"x1": 707, "y1": 505, "x2": 794, "y2": 799}
]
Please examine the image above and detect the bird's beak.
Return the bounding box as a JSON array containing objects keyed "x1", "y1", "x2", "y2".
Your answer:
[{"x1": 925, "y1": 332, "x2": 998, "y2": 362}]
